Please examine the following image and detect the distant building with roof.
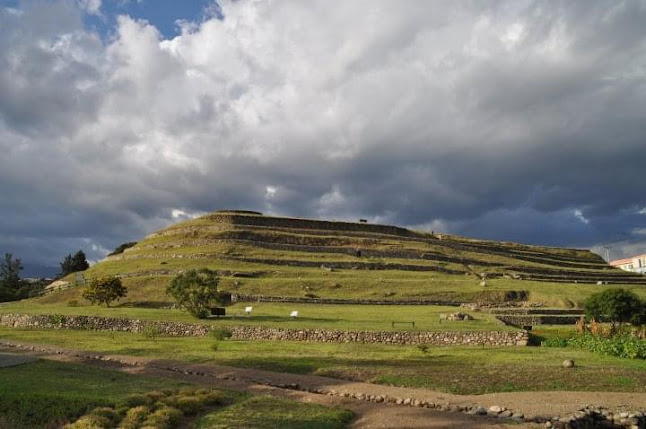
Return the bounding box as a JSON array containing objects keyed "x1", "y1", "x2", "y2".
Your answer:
[{"x1": 609, "y1": 253, "x2": 646, "y2": 274}]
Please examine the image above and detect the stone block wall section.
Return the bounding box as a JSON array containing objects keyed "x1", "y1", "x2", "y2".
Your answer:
[{"x1": 0, "y1": 314, "x2": 529, "y2": 346}]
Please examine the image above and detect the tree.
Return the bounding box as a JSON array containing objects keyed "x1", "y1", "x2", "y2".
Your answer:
[
  {"x1": 585, "y1": 288, "x2": 644, "y2": 329},
  {"x1": 0, "y1": 253, "x2": 22, "y2": 289},
  {"x1": 108, "y1": 242, "x2": 137, "y2": 256},
  {"x1": 60, "y1": 254, "x2": 74, "y2": 277},
  {"x1": 72, "y1": 250, "x2": 89, "y2": 272},
  {"x1": 82, "y1": 277, "x2": 127, "y2": 307},
  {"x1": 166, "y1": 269, "x2": 226, "y2": 318},
  {"x1": 60, "y1": 250, "x2": 89, "y2": 276},
  {"x1": 0, "y1": 253, "x2": 23, "y2": 302}
]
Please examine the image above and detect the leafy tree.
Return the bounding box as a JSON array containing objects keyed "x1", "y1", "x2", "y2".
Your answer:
[
  {"x1": 108, "y1": 242, "x2": 137, "y2": 256},
  {"x1": 0, "y1": 253, "x2": 23, "y2": 302},
  {"x1": 82, "y1": 277, "x2": 127, "y2": 307},
  {"x1": 0, "y1": 253, "x2": 22, "y2": 289},
  {"x1": 72, "y1": 250, "x2": 89, "y2": 271},
  {"x1": 60, "y1": 250, "x2": 89, "y2": 276},
  {"x1": 166, "y1": 269, "x2": 226, "y2": 318},
  {"x1": 585, "y1": 288, "x2": 645, "y2": 328}
]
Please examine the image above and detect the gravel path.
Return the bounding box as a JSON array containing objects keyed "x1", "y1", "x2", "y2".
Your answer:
[{"x1": 2, "y1": 339, "x2": 645, "y2": 428}]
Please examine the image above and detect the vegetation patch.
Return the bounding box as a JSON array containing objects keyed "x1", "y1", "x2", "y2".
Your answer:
[
  {"x1": 0, "y1": 360, "x2": 188, "y2": 427},
  {"x1": 195, "y1": 396, "x2": 353, "y2": 429},
  {"x1": 543, "y1": 333, "x2": 646, "y2": 359},
  {"x1": 65, "y1": 387, "x2": 226, "y2": 429},
  {"x1": 2, "y1": 327, "x2": 646, "y2": 394}
]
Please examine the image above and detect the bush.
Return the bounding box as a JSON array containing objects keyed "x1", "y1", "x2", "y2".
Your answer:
[
  {"x1": 67, "y1": 299, "x2": 80, "y2": 307},
  {"x1": 82, "y1": 277, "x2": 127, "y2": 307},
  {"x1": 119, "y1": 405, "x2": 150, "y2": 429},
  {"x1": 141, "y1": 406, "x2": 182, "y2": 429},
  {"x1": 210, "y1": 328, "x2": 233, "y2": 341},
  {"x1": 585, "y1": 288, "x2": 644, "y2": 327},
  {"x1": 142, "y1": 326, "x2": 160, "y2": 342},
  {"x1": 166, "y1": 269, "x2": 225, "y2": 318},
  {"x1": 542, "y1": 333, "x2": 646, "y2": 359}
]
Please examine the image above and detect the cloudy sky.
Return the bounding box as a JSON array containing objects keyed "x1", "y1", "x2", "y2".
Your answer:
[{"x1": 1, "y1": 0, "x2": 646, "y2": 274}]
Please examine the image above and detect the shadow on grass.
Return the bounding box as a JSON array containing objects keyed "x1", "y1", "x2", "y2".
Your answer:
[{"x1": 115, "y1": 301, "x2": 173, "y2": 309}]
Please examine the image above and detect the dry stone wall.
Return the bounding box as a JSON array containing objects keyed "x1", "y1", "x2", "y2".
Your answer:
[{"x1": 0, "y1": 314, "x2": 528, "y2": 346}]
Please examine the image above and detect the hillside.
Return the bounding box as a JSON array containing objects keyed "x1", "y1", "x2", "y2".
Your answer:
[{"x1": 41, "y1": 210, "x2": 646, "y2": 307}]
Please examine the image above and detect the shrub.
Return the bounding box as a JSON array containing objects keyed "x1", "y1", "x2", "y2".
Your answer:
[
  {"x1": 585, "y1": 288, "x2": 644, "y2": 328},
  {"x1": 543, "y1": 333, "x2": 646, "y2": 359},
  {"x1": 121, "y1": 394, "x2": 151, "y2": 408},
  {"x1": 82, "y1": 277, "x2": 127, "y2": 307},
  {"x1": 108, "y1": 242, "x2": 137, "y2": 256},
  {"x1": 119, "y1": 405, "x2": 150, "y2": 429},
  {"x1": 67, "y1": 299, "x2": 80, "y2": 307},
  {"x1": 210, "y1": 328, "x2": 232, "y2": 341},
  {"x1": 140, "y1": 406, "x2": 183, "y2": 429},
  {"x1": 63, "y1": 414, "x2": 111, "y2": 429},
  {"x1": 142, "y1": 326, "x2": 160, "y2": 342},
  {"x1": 166, "y1": 269, "x2": 224, "y2": 318}
]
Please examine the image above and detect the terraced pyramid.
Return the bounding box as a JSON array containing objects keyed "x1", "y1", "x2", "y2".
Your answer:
[{"x1": 45, "y1": 210, "x2": 646, "y2": 307}]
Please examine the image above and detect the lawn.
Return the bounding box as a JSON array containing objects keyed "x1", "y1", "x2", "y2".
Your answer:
[
  {"x1": 0, "y1": 358, "x2": 353, "y2": 428},
  {"x1": 0, "y1": 359, "x2": 189, "y2": 427},
  {"x1": 0, "y1": 301, "x2": 515, "y2": 332},
  {"x1": 2, "y1": 326, "x2": 645, "y2": 395},
  {"x1": 195, "y1": 396, "x2": 353, "y2": 429}
]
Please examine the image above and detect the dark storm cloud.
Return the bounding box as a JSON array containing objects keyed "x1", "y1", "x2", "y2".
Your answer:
[{"x1": 1, "y1": 0, "x2": 646, "y2": 270}]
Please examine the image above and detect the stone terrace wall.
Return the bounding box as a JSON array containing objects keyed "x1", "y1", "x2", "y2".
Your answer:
[
  {"x1": 0, "y1": 314, "x2": 528, "y2": 346},
  {"x1": 203, "y1": 213, "x2": 419, "y2": 238},
  {"x1": 496, "y1": 315, "x2": 581, "y2": 326}
]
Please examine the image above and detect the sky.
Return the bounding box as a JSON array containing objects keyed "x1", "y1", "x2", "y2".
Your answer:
[{"x1": 1, "y1": 0, "x2": 646, "y2": 275}]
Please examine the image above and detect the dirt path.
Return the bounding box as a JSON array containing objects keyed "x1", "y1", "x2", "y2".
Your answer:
[{"x1": 2, "y1": 340, "x2": 645, "y2": 428}]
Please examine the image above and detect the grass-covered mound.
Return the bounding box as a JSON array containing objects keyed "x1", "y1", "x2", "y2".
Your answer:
[{"x1": 36, "y1": 211, "x2": 646, "y2": 308}]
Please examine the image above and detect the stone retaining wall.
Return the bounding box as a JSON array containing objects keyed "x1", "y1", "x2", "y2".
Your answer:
[
  {"x1": 0, "y1": 314, "x2": 528, "y2": 346},
  {"x1": 232, "y1": 294, "x2": 463, "y2": 306},
  {"x1": 496, "y1": 315, "x2": 581, "y2": 326}
]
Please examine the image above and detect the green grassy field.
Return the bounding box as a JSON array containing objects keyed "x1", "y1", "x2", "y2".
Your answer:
[
  {"x1": 2, "y1": 327, "x2": 644, "y2": 395},
  {"x1": 0, "y1": 301, "x2": 514, "y2": 332},
  {"x1": 196, "y1": 396, "x2": 353, "y2": 429},
  {"x1": 0, "y1": 358, "x2": 352, "y2": 428}
]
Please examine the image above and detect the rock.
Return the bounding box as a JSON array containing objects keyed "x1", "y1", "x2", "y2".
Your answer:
[
  {"x1": 475, "y1": 406, "x2": 487, "y2": 415},
  {"x1": 489, "y1": 405, "x2": 504, "y2": 414},
  {"x1": 562, "y1": 359, "x2": 574, "y2": 368}
]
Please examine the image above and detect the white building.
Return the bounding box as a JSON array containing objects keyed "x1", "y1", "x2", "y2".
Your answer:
[{"x1": 610, "y1": 253, "x2": 646, "y2": 274}]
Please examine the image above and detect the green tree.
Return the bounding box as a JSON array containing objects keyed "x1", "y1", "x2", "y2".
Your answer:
[
  {"x1": 82, "y1": 277, "x2": 127, "y2": 307},
  {"x1": 60, "y1": 250, "x2": 90, "y2": 277},
  {"x1": 0, "y1": 253, "x2": 23, "y2": 302},
  {"x1": 166, "y1": 269, "x2": 225, "y2": 318},
  {"x1": 72, "y1": 250, "x2": 89, "y2": 272},
  {"x1": 585, "y1": 288, "x2": 644, "y2": 328},
  {"x1": 108, "y1": 242, "x2": 137, "y2": 256}
]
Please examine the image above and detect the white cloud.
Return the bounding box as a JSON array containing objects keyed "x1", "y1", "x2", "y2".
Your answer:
[
  {"x1": 78, "y1": 0, "x2": 101, "y2": 15},
  {"x1": 1, "y1": 0, "x2": 646, "y2": 265},
  {"x1": 572, "y1": 209, "x2": 590, "y2": 225},
  {"x1": 171, "y1": 209, "x2": 203, "y2": 220}
]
